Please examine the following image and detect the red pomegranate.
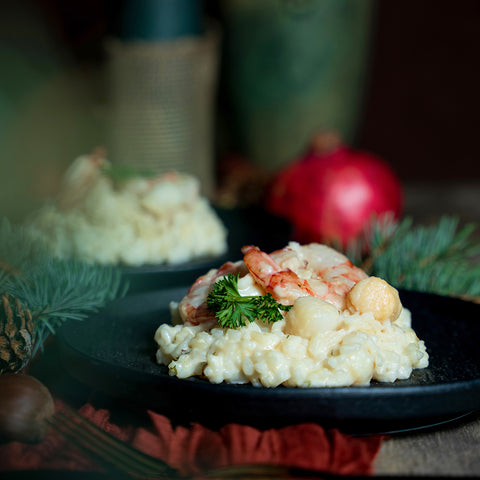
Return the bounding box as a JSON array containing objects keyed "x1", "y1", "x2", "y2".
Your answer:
[{"x1": 265, "y1": 132, "x2": 403, "y2": 247}]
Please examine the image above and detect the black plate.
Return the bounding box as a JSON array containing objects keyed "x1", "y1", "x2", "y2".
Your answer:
[
  {"x1": 57, "y1": 288, "x2": 480, "y2": 433},
  {"x1": 122, "y1": 206, "x2": 292, "y2": 293}
]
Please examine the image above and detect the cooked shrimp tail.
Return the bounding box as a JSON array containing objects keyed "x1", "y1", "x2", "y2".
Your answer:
[{"x1": 241, "y1": 245, "x2": 315, "y2": 305}]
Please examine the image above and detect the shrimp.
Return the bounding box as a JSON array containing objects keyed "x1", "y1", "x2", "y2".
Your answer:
[
  {"x1": 57, "y1": 148, "x2": 107, "y2": 210},
  {"x1": 178, "y1": 241, "x2": 367, "y2": 326},
  {"x1": 241, "y1": 245, "x2": 315, "y2": 305},
  {"x1": 178, "y1": 261, "x2": 246, "y2": 326},
  {"x1": 242, "y1": 242, "x2": 368, "y2": 310}
]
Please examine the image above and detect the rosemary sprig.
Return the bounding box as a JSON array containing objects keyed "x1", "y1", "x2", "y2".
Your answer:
[{"x1": 207, "y1": 273, "x2": 292, "y2": 329}]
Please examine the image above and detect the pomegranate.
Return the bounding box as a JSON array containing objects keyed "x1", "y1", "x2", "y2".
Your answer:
[{"x1": 265, "y1": 132, "x2": 403, "y2": 247}]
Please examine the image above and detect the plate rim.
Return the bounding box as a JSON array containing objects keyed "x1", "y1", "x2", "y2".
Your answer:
[{"x1": 57, "y1": 287, "x2": 480, "y2": 428}]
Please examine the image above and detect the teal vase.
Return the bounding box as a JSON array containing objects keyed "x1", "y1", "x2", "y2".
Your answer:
[{"x1": 220, "y1": 0, "x2": 375, "y2": 170}]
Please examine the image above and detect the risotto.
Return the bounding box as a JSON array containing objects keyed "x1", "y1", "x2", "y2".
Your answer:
[
  {"x1": 26, "y1": 154, "x2": 228, "y2": 266},
  {"x1": 154, "y1": 242, "x2": 429, "y2": 388}
]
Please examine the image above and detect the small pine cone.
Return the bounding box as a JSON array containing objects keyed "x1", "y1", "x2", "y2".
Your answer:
[{"x1": 0, "y1": 293, "x2": 36, "y2": 374}]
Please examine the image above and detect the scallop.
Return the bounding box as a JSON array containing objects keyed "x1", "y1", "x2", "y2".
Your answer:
[{"x1": 285, "y1": 296, "x2": 341, "y2": 339}]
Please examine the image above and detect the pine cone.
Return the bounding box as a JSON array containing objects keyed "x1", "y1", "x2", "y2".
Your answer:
[{"x1": 0, "y1": 293, "x2": 36, "y2": 374}]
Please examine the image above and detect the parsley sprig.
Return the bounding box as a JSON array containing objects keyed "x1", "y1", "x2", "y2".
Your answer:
[{"x1": 206, "y1": 273, "x2": 292, "y2": 329}]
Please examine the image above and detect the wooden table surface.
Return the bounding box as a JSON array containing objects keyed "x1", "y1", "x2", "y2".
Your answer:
[{"x1": 374, "y1": 413, "x2": 480, "y2": 476}]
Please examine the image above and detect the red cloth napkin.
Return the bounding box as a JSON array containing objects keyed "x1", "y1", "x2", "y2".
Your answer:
[{"x1": 0, "y1": 401, "x2": 384, "y2": 476}]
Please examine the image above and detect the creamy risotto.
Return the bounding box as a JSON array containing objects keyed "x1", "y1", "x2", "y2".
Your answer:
[
  {"x1": 26, "y1": 154, "x2": 227, "y2": 266},
  {"x1": 155, "y1": 242, "x2": 429, "y2": 388}
]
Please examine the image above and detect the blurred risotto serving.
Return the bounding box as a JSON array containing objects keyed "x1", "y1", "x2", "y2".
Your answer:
[
  {"x1": 155, "y1": 242, "x2": 429, "y2": 388},
  {"x1": 26, "y1": 153, "x2": 228, "y2": 266}
]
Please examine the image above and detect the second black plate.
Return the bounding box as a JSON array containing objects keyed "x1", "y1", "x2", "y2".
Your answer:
[{"x1": 122, "y1": 206, "x2": 292, "y2": 293}]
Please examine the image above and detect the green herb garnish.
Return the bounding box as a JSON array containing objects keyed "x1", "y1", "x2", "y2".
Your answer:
[
  {"x1": 206, "y1": 273, "x2": 292, "y2": 329},
  {"x1": 100, "y1": 163, "x2": 157, "y2": 187}
]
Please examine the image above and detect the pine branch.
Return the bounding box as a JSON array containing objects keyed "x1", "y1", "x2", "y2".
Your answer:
[
  {"x1": 0, "y1": 217, "x2": 129, "y2": 354},
  {"x1": 347, "y1": 215, "x2": 480, "y2": 300},
  {"x1": 11, "y1": 257, "x2": 128, "y2": 354}
]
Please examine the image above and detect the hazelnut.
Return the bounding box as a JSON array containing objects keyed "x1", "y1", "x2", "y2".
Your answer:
[
  {"x1": 346, "y1": 277, "x2": 402, "y2": 322},
  {"x1": 0, "y1": 374, "x2": 55, "y2": 443}
]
